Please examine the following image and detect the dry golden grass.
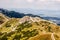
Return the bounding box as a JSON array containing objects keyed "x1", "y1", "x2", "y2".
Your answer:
[{"x1": 0, "y1": 14, "x2": 60, "y2": 40}]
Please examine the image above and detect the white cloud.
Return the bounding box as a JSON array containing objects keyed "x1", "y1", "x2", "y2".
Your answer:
[
  {"x1": 26, "y1": 0, "x2": 34, "y2": 3},
  {"x1": 0, "y1": 0, "x2": 60, "y2": 10}
]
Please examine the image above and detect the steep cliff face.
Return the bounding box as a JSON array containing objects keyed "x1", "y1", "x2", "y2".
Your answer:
[{"x1": 0, "y1": 14, "x2": 60, "y2": 40}]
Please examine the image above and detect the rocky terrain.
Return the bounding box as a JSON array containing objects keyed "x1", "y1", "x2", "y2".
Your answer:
[{"x1": 0, "y1": 13, "x2": 60, "y2": 40}]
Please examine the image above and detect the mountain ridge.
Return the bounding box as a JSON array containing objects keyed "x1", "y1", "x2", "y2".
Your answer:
[
  {"x1": 0, "y1": 12, "x2": 60, "y2": 40},
  {"x1": 0, "y1": 8, "x2": 60, "y2": 25},
  {"x1": 0, "y1": 8, "x2": 41, "y2": 18}
]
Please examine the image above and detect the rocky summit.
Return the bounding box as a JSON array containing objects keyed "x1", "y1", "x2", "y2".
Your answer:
[{"x1": 0, "y1": 13, "x2": 60, "y2": 40}]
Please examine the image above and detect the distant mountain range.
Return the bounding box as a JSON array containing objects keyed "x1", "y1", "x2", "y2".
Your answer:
[
  {"x1": 42, "y1": 17, "x2": 60, "y2": 25},
  {"x1": 0, "y1": 8, "x2": 41, "y2": 18},
  {"x1": 0, "y1": 8, "x2": 60, "y2": 25}
]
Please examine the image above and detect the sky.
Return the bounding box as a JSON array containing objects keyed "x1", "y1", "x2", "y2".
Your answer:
[
  {"x1": 0, "y1": 0, "x2": 60, "y2": 17},
  {"x1": 0, "y1": 0, "x2": 60, "y2": 10}
]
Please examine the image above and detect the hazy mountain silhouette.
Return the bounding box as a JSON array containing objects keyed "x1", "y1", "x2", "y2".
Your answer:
[
  {"x1": 0, "y1": 8, "x2": 41, "y2": 18},
  {"x1": 42, "y1": 17, "x2": 60, "y2": 20},
  {"x1": 42, "y1": 17, "x2": 60, "y2": 25}
]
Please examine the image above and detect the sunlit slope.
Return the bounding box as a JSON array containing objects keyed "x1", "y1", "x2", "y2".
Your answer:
[
  {"x1": 0, "y1": 14, "x2": 60, "y2": 40},
  {"x1": 0, "y1": 13, "x2": 8, "y2": 25}
]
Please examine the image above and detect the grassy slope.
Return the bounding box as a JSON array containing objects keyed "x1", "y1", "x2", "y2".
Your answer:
[{"x1": 0, "y1": 14, "x2": 60, "y2": 40}]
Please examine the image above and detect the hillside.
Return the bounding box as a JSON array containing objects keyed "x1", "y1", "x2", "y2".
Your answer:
[{"x1": 0, "y1": 13, "x2": 60, "y2": 40}]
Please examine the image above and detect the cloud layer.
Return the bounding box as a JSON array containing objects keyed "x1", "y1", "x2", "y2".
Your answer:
[{"x1": 0, "y1": 0, "x2": 60, "y2": 10}]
